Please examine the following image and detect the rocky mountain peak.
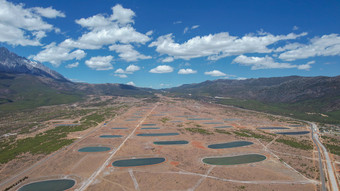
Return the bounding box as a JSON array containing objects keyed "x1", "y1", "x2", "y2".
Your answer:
[{"x1": 0, "y1": 47, "x2": 68, "y2": 82}]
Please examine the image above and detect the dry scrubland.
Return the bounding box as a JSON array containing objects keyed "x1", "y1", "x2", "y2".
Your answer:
[{"x1": 0, "y1": 96, "x2": 338, "y2": 191}]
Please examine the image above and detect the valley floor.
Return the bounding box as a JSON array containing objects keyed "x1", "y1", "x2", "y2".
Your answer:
[{"x1": 1, "y1": 96, "x2": 338, "y2": 191}]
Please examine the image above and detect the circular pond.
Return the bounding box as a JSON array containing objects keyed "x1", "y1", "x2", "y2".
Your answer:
[
  {"x1": 257, "y1": 127, "x2": 290, "y2": 130},
  {"x1": 208, "y1": 141, "x2": 253, "y2": 149},
  {"x1": 175, "y1": 115, "x2": 197, "y2": 118},
  {"x1": 214, "y1": 126, "x2": 233, "y2": 128},
  {"x1": 276, "y1": 131, "x2": 309, "y2": 135},
  {"x1": 152, "y1": 114, "x2": 164, "y2": 116},
  {"x1": 289, "y1": 125, "x2": 304, "y2": 127},
  {"x1": 141, "y1": 127, "x2": 161, "y2": 130},
  {"x1": 154, "y1": 140, "x2": 189, "y2": 145},
  {"x1": 18, "y1": 179, "x2": 75, "y2": 191},
  {"x1": 203, "y1": 154, "x2": 266, "y2": 165},
  {"x1": 137, "y1": 133, "x2": 179, "y2": 137},
  {"x1": 203, "y1": 122, "x2": 224, "y2": 124},
  {"x1": 99, "y1": 135, "x2": 122, "y2": 138},
  {"x1": 224, "y1": 118, "x2": 240, "y2": 121},
  {"x1": 78, "y1": 147, "x2": 110, "y2": 152},
  {"x1": 188, "y1": 118, "x2": 213, "y2": 120},
  {"x1": 141, "y1": 124, "x2": 157, "y2": 126},
  {"x1": 112, "y1": 157, "x2": 165, "y2": 167}
]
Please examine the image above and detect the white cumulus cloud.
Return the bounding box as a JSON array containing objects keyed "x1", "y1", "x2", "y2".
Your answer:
[
  {"x1": 178, "y1": 68, "x2": 197, "y2": 74},
  {"x1": 0, "y1": 0, "x2": 64, "y2": 46},
  {"x1": 149, "y1": 65, "x2": 173, "y2": 73},
  {"x1": 149, "y1": 32, "x2": 307, "y2": 61},
  {"x1": 110, "y1": 4, "x2": 135, "y2": 25},
  {"x1": 65, "y1": 62, "x2": 79, "y2": 68},
  {"x1": 114, "y1": 74, "x2": 128, "y2": 78},
  {"x1": 146, "y1": 30, "x2": 153, "y2": 36},
  {"x1": 191, "y1": 25, "x2": 199, "y2": 29},
  {"x1": 162, "y1": 57, "x2": 174, "y2": 63},
  {"x1": 32, "y1": 7, "x2": 65, "y2": 18},
  {"x1": 109, "y1": 44, "x2": 151, "y2": 62},
  {"x1": 126, "y1": 64, "x2": 140, "y2": 73},
  {"x1": 32, "y1": 43, "x2": 86, "y2": 67},
  {"x1": 62, "y1": 4, "x2": 150, "y2": 50},
  {"x1": 204, "y1": 70, "x2": 226, "y2": 77},
  {"x1": 279, "y1": 34, "x2": 340, "y2": 61},
  {"x1": 233, "y1": 55, "x2": 314, "y2": 70},
  {"x1": 114, "y1": 64, "x2": 140, "y2": 74},
  {"x1": 127, "y1": 81, "x2": 135, "y2": 86},
  {"x1": 297, "y1": 61, "x2": 315, "y2": 70},
  {"x1": 114, "y1": 64, "x2": 140, "y2": 78},
  {"x1": 85, "y1": 55, "x2": 114, "y2": 70}
]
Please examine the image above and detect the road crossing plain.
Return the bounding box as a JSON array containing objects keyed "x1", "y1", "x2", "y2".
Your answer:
[{"x1": 1, "y1": 97, "x2": 320, "y2": 191}]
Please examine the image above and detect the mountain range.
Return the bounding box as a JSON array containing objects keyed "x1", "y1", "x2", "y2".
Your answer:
[
  {"x1": 0, "y1": 47, "x2": 153, "y2": 111},
  {"x1": 167, "y1": 76, "x2": 340, "y2": 123},
  {"x1": 0, "y1": 47, "x2": 339, "y2": 123},
  {"x1": 168, "y1": 76, "x2": 340, "y2": 110}
]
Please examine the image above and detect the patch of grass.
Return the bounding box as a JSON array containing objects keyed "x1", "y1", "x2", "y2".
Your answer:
[
  {"x1": 233, "y1": 129, "x2": 273, "y2": 141},
  {"x1": 233, "y1": 131, "x2": 251, "y2": 137},
  {"x1": 276, "y1": 138, "x2": 313, "y2": 150},
  {"x1": 160, "y1": 117, "x2": 170, "y2": 123},
  {"x1": 215, "y1": 129, "x2": 231, "y2": 134},
  {"x1": 0, "y1": 128, "x2": 74, "y2": 164},
  {"x1": 0, "y1": 112, "x2": 108, "y2": 164},
  {"x1": 321, "y1": 135, "x2": 338, "y2": 143},
  {"x1": 325, "y1": 144, "x2": 340, "y2": 156},
  {"x1": 185, "y1": 128, "x2": 213, "y2": 135}
]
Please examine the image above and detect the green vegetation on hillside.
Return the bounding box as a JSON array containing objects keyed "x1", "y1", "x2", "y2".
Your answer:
[
  {"x1": 185, "y1": 128, "x2": 213, "y2": 135},
  {"x1": 0, "y1": 74, "x2": 83, "y2": 112},
  {"x1": 321, "y1": 135, "x2": 340, "y2": 156},
  {"x1": 276, "y1": 138, "x2": 313, "y2": 150},
  {"x1": 218, "y1": 98, "x2": 340, "y2": 124},
  {"x1": 0, "y1": 106, "x2": 120, "y2": 164},
  {"x1": 215, "y1": 129, "x2": 231, "y2": 134},
  {"x1": 324, "y1": 144, "x2": 340, "y2": 156},
  {"x1": 160, "y1": 117, "x2": 170, "y2": 123},
  {"x1": 233, "y1": 129, "x2": 274, "y2": 142}
]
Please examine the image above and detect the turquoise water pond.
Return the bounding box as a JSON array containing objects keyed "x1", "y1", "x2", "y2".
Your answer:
[
  {"x1": 141, "y1": 124, "x2": 157, "y2": 126},
  {"x1": 112, "y1": 157, "x2": 165, "y2": 167},
  {"x1": 188, "y1": 118, "x2": 213, "y2": 120},
  {"x1": 208, "y1": 141, "x2": 253, "y2": 149},
  {"x1": 257, "y1": 127, "x2": 290, "y2": 130},
  {"x1": 203, "y1": 122, "x2": 224, "y2": 124},
  {"x1": 78, "y1": 147, "x2": 110, "y2": 152},
  {"x1": 99, "y1": 135, "x2": 122, "y2": 138},
  {"x1": 154, "y1": 140, "x2": 189, "y2": 145},
  {"x1": 276, "y1": 131, "x2": 309, "y2": 135},
  {"x1": 18, "y1": 179, "x2": 75, "y2": 191},
  {"x1": 214, "y1": 126, "x2": 233, "y2": 128},
  {"x1": 224, "y1": 118, "x2": 240, "y2": 121},
  {"x1": 203, "y1": 154, "x2": 266, "y2": 165},
  {"x1": 137, "y1": 133, "x2": 179, "y2": 137}
]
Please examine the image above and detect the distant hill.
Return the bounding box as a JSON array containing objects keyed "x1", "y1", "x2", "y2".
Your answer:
[
  {"x1": 0, "y1": 47, "x2": 153, "y2": 111},
  {"x1": 167, "y1": 76, "x2": 340, "y2": 124}
]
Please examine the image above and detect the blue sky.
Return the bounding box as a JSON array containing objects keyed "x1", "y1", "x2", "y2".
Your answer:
[{"x1": 1, "y1": 0, "x2": 340, "y2": 88}]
